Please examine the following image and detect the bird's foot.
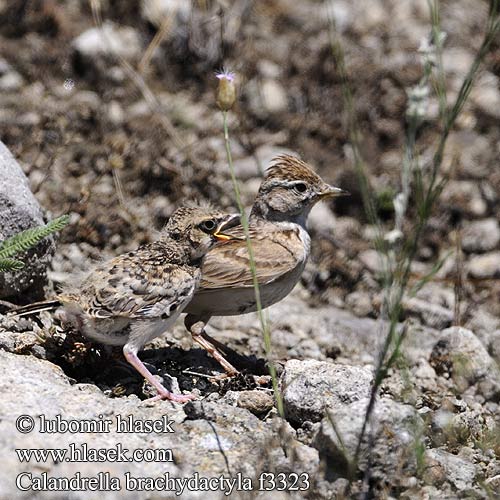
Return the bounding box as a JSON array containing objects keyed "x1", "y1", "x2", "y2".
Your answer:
[{"x1": 149, "y1": 390, "x2": 197, "y2": 403}]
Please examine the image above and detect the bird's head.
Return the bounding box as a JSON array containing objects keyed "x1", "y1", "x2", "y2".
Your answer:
[
  {"x1": 166, "y1": 205, "x2": 240, "y2": 261},
  {"x1": 251, "y1": 155, "x2": 349, "y2": 224}
]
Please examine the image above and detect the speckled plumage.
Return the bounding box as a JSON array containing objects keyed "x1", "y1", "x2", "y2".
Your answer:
[
  {"x1": 184, "y1": 155, "x2": 348, "y2": 374},
  {"x1": 61, "y1": 240, "x2": 199, "y2": 349},
  {"x1": 15, "y1": 206, "x2": 239, "y2": 403}
]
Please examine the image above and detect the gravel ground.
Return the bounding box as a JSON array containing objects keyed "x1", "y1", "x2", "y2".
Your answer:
[{"x1": 0, "y1": 1, "x2": 499, "y2": 498}]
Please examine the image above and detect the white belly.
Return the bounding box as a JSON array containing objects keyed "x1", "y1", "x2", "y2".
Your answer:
[
  {"x1": 63, "y1": 302, "x2": 184, "y2": 350},
  {"x1": 185, "y1": 260, "x2": 306, "y2": 317},
  {"x1": 186, "y1": 221, "x2": 310, "y2": 318}
]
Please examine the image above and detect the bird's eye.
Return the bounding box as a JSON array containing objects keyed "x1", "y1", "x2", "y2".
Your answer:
[
  {"x1": 199, "y1": 219, "x2": 217, "y2": 233},
  {"x1": 294, "y1": 182, "x2": 307, "y2": 193}
]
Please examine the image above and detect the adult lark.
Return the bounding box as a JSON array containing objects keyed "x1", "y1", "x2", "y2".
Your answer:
[{"x1": 184, "y1": 155, "x2": 348, "y2": 374}]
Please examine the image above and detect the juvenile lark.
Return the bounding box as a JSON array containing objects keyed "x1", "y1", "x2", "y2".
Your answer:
[
  {"x1": 14, "y1": 206, "x2": 239, "y2": 402},
  {"x1": 184, "y1": 155, "x2": 348, "y2": 374}
]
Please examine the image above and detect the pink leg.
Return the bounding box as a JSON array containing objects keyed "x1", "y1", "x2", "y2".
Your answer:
[{"x1": 123, "y1": 345, "x2": 196, "y2": 403}]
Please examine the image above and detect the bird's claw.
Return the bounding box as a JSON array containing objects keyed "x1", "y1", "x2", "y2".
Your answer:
[{"x1": 149, "y1": 391, "x2": 197, "y2": 403}]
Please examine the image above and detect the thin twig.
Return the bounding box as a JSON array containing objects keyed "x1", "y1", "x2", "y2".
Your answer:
[
  {"x1": 454, "y1": 227, "x2": 463, "y2": 326},
  {"x1": 138, "y1": 14, "x2": 173, "y2": 74}
]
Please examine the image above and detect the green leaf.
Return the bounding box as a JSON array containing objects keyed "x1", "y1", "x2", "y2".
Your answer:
[
  {"x1": 0, "y1": 215, "x2": 70, "y2": 260},
  {"x1": 409, "y1": 250, "x2": 453, "y2": 297},
  {"x1": 0, "y1": 258, "x2": 25, "y2": 272}
]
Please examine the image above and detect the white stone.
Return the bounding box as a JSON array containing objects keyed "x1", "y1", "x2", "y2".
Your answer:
[{"x1": 73, "y1": 22, "x2": 141, "y2": 60}]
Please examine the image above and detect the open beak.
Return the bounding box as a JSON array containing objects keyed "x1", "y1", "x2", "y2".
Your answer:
[
  {"x1": 319, "y1": 185, "x2": 350, "y2": 199},
  {"x1": 213, "y1": 213, "x2": 241, "y2": 241}
]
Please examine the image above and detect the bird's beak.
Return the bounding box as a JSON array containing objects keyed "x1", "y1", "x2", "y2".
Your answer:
[
  {"x1": 319, "y1": 185, "x2": 350, "y2": 199},
  {"x1": 213, "y1": 213, "x2": 241, "y2": 241}
]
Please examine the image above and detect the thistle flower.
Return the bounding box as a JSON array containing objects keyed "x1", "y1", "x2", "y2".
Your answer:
[{"x1": 216, "y1": 70, "x2": 236, "y2": 111}]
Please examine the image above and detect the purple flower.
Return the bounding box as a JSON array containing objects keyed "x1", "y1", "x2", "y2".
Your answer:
[{"x1": 215, "y1": 69, "x2": 235, "y2": 82}]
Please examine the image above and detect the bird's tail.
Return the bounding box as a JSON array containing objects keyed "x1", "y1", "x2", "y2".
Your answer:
[{"x1": 10, "y1": 299, "x2": 62, "y2": 317}]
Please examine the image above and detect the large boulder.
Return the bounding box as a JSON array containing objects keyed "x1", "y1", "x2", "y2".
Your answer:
[
  {"x1": 429, "y1": 326, "x2": 500, "y2": 400},
  {"x1": 0, "y1": 141, "x2": 56, "y2": 300},
  {"x1": 313, "y1": 397, "x2": 423, "y2": 478},
  {"x1": 280, "y1": 359, "x2": 373, "y2": 424}
]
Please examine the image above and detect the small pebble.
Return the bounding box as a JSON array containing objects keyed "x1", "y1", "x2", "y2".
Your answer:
[{"x1": 237, "y1": 390, "x2": 274, "y2": 415}]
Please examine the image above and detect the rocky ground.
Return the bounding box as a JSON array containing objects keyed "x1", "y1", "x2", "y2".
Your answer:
[{"x1": 0, "y1": 0, "x2": 499, "y2": 499}]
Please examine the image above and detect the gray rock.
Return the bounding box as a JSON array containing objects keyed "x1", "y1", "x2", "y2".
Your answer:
[
  {"x1": 412, "y1": 358, "x2": 439, "y2": 392},
  {"x1": 0, "y1": 350, "x2": 297, "y2": 500},
  {"x1": 424, "y1": 449, "x2": 477, "y2": 491},
  {"x1": 281, "y1": 359, "x2": 373, "y2": 424},
  {"x1": 465, "y1": 307, "x2": 500, "y2": 348},
  {"x1": 141, "y1": 0, "x2": 191, "y2": 29},
  {"x1": 463, "y1": 304, "x2": 500, "y2": 338},
  {"x1": 237, "y1": 390, "x2": 274, "y2": 415},
  {"x1": 439, "y1": 327, "x2": 495, "y2": 382},
  {"x1": 308, "y1": 202, "x2": 338, "y2": 235},
  {"x1": 0, "y1": 331, "x2": 15, "y2": 351},
  {"x1": 430, "y1": 397, "x2": 488, "y2": 448},
  {"x1": 0, "y1": 58, "x2": 24, "y2": 91},
  {"x1": 267, "y1": 418, "x2": 320, "y2": 477},
  {"x1": 467, "y1": 251, "x2": 500, "y2": 279},
  {"x1": 211, "y1": 292, "x2": 443, "y2": 368},
  {"x1": 345, "y1": 291, "x2": 373, "y2": 318},
  {"x1": 359, "y1": 249, "x2": 385, "y2": 275},
  {"x1": 462, "y1": 138, "x2": 493, "y2": 181},
  {"x1": 260, "y1": 79, "x2": 288, "y2": 114},
  {"x1": 0, "y1": 71, "x2": 23, "y2": 91},
  {"x1": 489, "y1": 330, "x2": 500, "y2": 362},
  {"x1": 462, "y1": 218, "x2": 500, "y2": 253},
  {"x1": 441, "y1": 181, "x2": 487, "y2": 217},
  {"x1": 430, "y1": 409, "x2": 455, "y2": 446},
  {"x1": 0, "y1": 140, "x2": 56, "y2": 299},
  {"x1": 430, "y1": 327, "x2": 500, "y2": 399},
  {"x1": 314, "y1": 397, "x2": 422, "y2": 476},
  {"x1": 73, "y1": 22, "x2": 141, "y2": 60},
  {"x1": 177, "y1": 402, "x2": 288, "y2": 481},
  {"x1": 0, "y1": 350, "x2": 181, "y2": 500},
  {"x1": 402, "y1": 296, "x2": 454, "y2": 329},
  {"x1": 471, "y1": 72, "x2": 500, "y2": 120},
  {"x1": 451, "y1": 131, "x2": 493, "y2": 179},
  {"x1": 257, "y1": 60, "x2": 282, "y2": 79},
  {"x1": 246, "y1": 78, "x2": 288, "y2": 118},
  {"x1": 442, "y1": 48, "x2": 475, "y2": 77}
]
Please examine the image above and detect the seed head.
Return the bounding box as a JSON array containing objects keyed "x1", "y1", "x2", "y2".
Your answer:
[{"x1": 216, "y1": 70, "x2": 236, "y2": 111}]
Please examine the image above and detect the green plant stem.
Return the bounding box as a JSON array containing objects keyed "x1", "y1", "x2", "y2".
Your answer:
[
  {"x1": 429, "y1": 0, "x2": 448, "y2": 121},
  {"x1": 221, "y1": 111, "x2": 284, "y2": 416}
]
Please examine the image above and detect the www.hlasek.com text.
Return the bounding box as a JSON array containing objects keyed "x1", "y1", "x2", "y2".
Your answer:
[{"x1": 16, "y1": 443, "x2": 173, "y2": 463}]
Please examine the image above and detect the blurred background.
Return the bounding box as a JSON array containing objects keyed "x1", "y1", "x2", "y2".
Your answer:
[{"x1": 0, "y1": 0, "x2": 498, "y2": 329}]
